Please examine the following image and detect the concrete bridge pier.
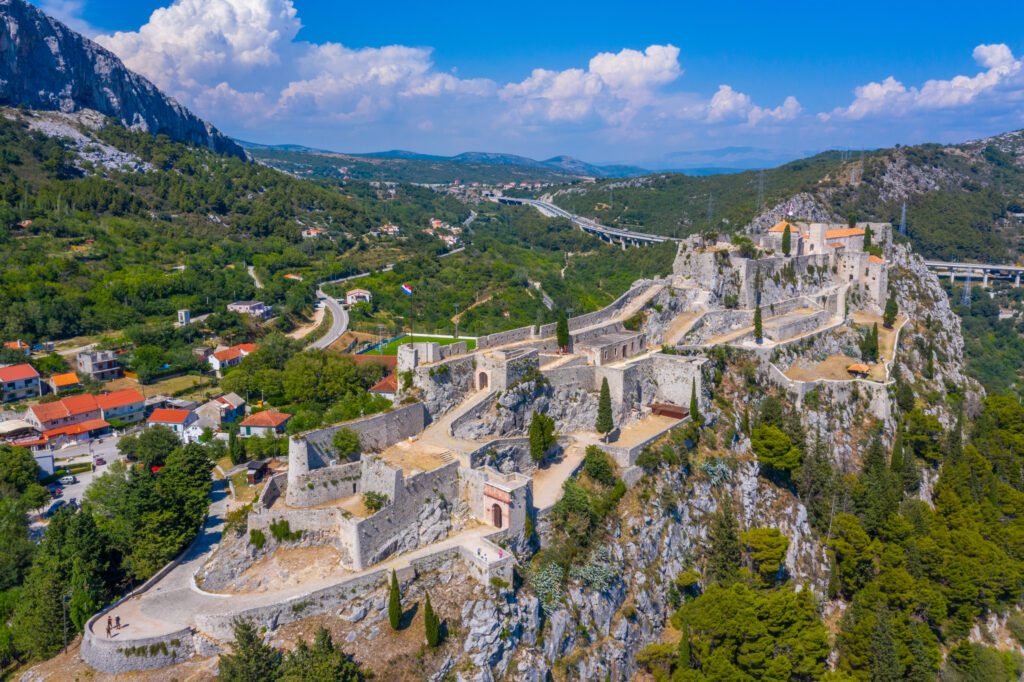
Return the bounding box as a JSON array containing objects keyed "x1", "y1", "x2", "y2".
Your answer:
[
  {"x1": 1015, "y1": 273, "x2": 1020, "y2": 288},
  {"x1": 949, "y1": 271, "x2": 956, "y2": 283},
  {"x1": 983, "y1": 271, "x2": 990, "y2": 287}
]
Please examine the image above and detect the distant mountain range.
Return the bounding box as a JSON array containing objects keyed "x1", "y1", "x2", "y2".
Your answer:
[
  {"x1": 237, "y1": 141, "x2": 651, "y2": 182},
  {"x1": 0, "y1": 0, "x2": 244, "y2": 158}
]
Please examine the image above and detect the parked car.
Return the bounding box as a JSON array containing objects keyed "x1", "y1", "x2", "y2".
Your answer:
[
  {"x1": 94, "y1": 457, "x2": 107, "y2": 466},
  {"x1": 59, "y1": 475, "x2": 77, "y2": 485},
  {"x1": 42, "y1": 500, "x2": 66, "y2": 518}
]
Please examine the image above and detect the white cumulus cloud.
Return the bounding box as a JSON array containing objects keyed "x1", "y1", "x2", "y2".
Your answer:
[{"x1": 821, "y1": 43, "x2": 1024, "y2": 121}]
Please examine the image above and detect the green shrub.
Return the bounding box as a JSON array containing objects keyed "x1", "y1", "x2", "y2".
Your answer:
[
  {"x1": 249, "y1": 528, "x2": 266, "y2": 550},
  {"x1": 363, "y1": 491, "x2": 390, "y2": 512}
]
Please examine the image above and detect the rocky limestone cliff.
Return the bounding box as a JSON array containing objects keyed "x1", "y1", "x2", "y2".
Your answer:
[{"x1": 0, "y1": 0, "x2": 244, "y2": 158}]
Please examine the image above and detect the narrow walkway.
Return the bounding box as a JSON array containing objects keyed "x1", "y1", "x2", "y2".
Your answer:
[{"x1": 533, "y1": 443, "x2": 588, "y2": 511}]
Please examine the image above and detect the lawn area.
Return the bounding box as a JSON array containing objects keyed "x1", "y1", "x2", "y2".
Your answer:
[
  {"x1": 375, "y1": 334, "x2": 477, "y2": 356},
  {"x1": 104, "y1": 373, "x2": 212, "y2": 400},
  {"x1": 229, "y1": 469, "x2": 262, "y2": 503}
]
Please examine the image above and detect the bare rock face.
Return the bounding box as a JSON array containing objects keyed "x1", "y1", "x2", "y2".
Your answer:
[{"x1": 0, "y1": 0, "x2": 244, "y2": 158}]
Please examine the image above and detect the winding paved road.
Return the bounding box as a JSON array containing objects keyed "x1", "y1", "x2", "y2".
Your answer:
[
  {"x1": 497, "y1": 196, "x2": 679, "y2": 244},
  {"x1": 306, "y1": 288, "x2": 349, "y2": 350}
]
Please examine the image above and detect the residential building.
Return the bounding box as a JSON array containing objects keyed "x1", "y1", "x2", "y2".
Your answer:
[
  {"x1": 238, "y1": 410, "x2": 291, "y2": 437},
  {"x1": 95, "y1": 389, "x2": 147, "y2": 424},
  {"x1": 379, "y1": 223, "x2": 400, "y2": 236},
  {"x1": 369, "y1": 374, "x2": 398, "y2": 401},
  {"x1": 0, "y1": 364, "x2": 41, "y2": 403},
  {"x1": 3, "y1": 340, "x2": 30, "y2": 356},
  {"x1": 147, "y1": 408, "x2": 198, "y2": 441},
  {"x1": 301, "y1": 227, "x2": 327, "y2": 239},
  {"x1": 208, "y1": 343, "x2": 258, "y2": 375},
  {"x1": 194, "y1": 392, "x2": 246, "y2": 430},
  {"x1": 26, "y1": 394, "x2": 102, "y2": 431},
  {"x1": 77, "y1": 350, "x2": 123, "y2": 382},
  {"x1": 345, "y1": 288, "x2": 372, "y2": 305},
  {"x1": 49, "y1": 372, "x2": 81, "y2": 393},
  {"x1": 227, "y1": 301, "x2": 270, "y2": 319}
]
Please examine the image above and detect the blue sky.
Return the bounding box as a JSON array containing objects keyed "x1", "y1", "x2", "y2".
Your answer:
[{"x1": 37, "y1": 0, "x2": 1024, "y2": 166}]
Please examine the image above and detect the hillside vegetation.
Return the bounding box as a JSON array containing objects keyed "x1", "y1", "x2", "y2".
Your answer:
[{"x1": 550, "y1": 134, "x2": 1024, "y2": 262}]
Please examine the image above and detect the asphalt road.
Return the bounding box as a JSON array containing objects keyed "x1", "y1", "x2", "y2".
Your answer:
[{"x1": 306, "y1": 289, "x2": 349, "y2": 350}]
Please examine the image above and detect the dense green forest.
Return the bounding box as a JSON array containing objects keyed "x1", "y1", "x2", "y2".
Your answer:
[{"x1": 550, "y1": 138, "x2": 1024, "y2": 262}]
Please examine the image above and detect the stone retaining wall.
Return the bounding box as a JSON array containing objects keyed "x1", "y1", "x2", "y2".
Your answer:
[
  {"x1": 477, "y1": 325, "x2": 536, "y2": 349},
  {"x1": 767, "y1": 363, "x2": 892, "y2": 420},
  {"x1": 81, "y1": 624, "x2": 196, "y2": 673}
]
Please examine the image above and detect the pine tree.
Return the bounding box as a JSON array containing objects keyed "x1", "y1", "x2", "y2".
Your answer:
[
  {"x1": 781, "y1": 224, "x2": 792, "y2": 256},
  {"x1": 555, "y1": 310, "x2": 569, "y2": 351},
  {"x1": 869, "y1": 605, "x2": 903, "y2": 682},
  {"x1": 423, "y1": 591, "x2": 441, "y2": 647},
  {"x1": 689, "y1": 379, "x2": 702, "y2": 426},
  {"x1": 855, "y1": 437, "x2": 900, "y2": 536},
  {"x1": 595, "y1": 377, "x2": 614, "y2": 440},
  {"x1": 753, "y1": 304, "x2": 763, "y2": 344},
  {"x1": 707, "y1": 498, "x2": 741, "y2": 586},
  {"x1": 388, "y1": 569, "x2": 402, "y2": 631},
  {"x1": 883, "y1": 293, "x2": 898, "y2": 328},
  {"x1": 219, "y1": 619, "x2": 282, "y2": 682}
]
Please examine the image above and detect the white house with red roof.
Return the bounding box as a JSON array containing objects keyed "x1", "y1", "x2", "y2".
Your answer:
[
  {"x1": 238, "y1": 410, "x2": 291, "y2": 437},
  {"x1": 0, "y1": 363, "x2": 40, "y2": 403},
  {"x1": 147, "y1": 408, "x2": 198, "y2": 442},
  {"x1": 208, "y1": 343, "x2": 257, "y2": 376}
]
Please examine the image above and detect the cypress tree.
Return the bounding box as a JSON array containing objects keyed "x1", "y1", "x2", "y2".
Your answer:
[
  {"x1": 781, "y1": 224, "x2": 792, "y2": 256},
  {"x1": 883, "y1": 293, "x2": 898, "y2": 328},
  {"x1": 388, "y1": 569, "x2": 402, "y2": 630},
  {"x1": 596, "y1": 377, "x2": 614, "y2": 440},
  {"x1": 863, "y1": 224, "x2": 874, "y2": 250},
  {"x1": 556, "y1": 310, "x2": 570, "y2": 351},
  {"x1": 424, "y1": 591, "x2": 441, "y2": 647},
  {"x1": 529, "y1": 412, "x2": 545, "y2": 463},
  {"x1": 753, "y1": 304, "x2": 763, "y2": 344},
  {"x1": 689, "y1": 379, "x2": 702, "y2": 425},
  {"x1": 707, "y1": 498, "x2": 741, "y2": 586},
  {"x1": 676, "y1": 616, "x2": 691, "y2": 669}
]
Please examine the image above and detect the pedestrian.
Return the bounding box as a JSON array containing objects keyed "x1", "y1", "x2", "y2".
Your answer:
[
  {"x1": 115, "y1": 615, "x2": 121, "y2": 629},
  {"x1": 106, "y1": 616, "x2": 112, "y2": 638}
]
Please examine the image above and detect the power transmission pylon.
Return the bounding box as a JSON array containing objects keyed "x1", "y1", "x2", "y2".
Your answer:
[{"x1": 898, "y1": 202, "x2": 907, "y2": 236}]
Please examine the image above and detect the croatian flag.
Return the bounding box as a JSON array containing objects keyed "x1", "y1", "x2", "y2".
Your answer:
[{"x1": 401, "y1": 284, "x2": 413, "y2": 296}]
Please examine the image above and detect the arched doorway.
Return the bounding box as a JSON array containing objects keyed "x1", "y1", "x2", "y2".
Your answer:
[
  {"x1": 478, "y1": 371, "x2": 489, "y2": 390},
  {"x1": 491, "y1": 503, "x2": 503, "y2": 529}
]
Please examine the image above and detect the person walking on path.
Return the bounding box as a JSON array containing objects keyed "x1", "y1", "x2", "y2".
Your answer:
[
  {"x1": 105, "y1": 616, "x2": 112, "y2": 638},
  {"x1": 115, "y1": 615, "x2": 121, "y2": 630}
]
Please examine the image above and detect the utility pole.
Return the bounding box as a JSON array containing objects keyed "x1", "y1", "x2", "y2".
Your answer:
[{"x1": 961, "y1": 271, "x2": 972, "y2": 307}]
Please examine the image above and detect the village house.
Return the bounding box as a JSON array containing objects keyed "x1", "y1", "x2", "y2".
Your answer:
[
  {"x1": 238, "y1": 410, "x2": 291, "y2": 437},
  {"x1": 3, "y1": 340, "x2": 31, "y2": 356},
  {"x1": 77, "y1": 350, "x2": 123, "y2": 382},
  {"x1": 49, "y1": 372, "x2": 81, "y2": 394},
  {"x1": 345, "y1": 288, "x2": 372, "y2": 306},
  {"x1": 95, "y1": 389, "x2": 147, "y2": 424},
  {"x1": 147, "y1": 408, "x2": 198, "y2": 441},
  {"x1": 227, "y1": 301, "x2": 271, "y2": 319},
  {"x1": 379, "y1": 223, "x2": 400, "y2": 236},
  {"x1": 208, "y1": 343, "x2": 257, "y2": 376},
  {"x1": 368, "y1": 374, "x2": 398, "y2": 401},
  {"x1": 0, "y1": 364, "x2": 41, "y2": 403},
  {"x1": 194, "y1": 393, "x2": 246, "y2": 431},
  {"x1": 301, "y1": 227, "x2": 327, "y2": 239}
]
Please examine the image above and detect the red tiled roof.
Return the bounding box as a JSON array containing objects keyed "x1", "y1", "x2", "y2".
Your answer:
[
  {"x1": 95, "y1": 389, "x2": 145, "y2": 410},
  {"x1": 212, "y1": 343, "x2": 257, "y2": 363},
  {"x1": 868, "y1": 255, "x2": 885, "y2": 264},
  {"x1": 0, "y1": 363, "x2": 39, "y2": 382},
  {"x1": 824, "y1": 227, "x2": 865, "y2": 239},
  {"x1": 43, "y1": 418, "x2": 109, "y2": 438},
  {"x1": 148, "y1": 408, "x2": 193, "y2": 424},
  {"x1": 240, "y1": 410, "x2": 291, "y2": 428},
  {"x1": 62, "y1": 394, "x2": 101, "y2": 416},
  {"x1": 369, "y1": 374, "x2": 398, "y2": 394},
  {"x1": 50, "y1": 372, "x2": 80, "y2": 388}
]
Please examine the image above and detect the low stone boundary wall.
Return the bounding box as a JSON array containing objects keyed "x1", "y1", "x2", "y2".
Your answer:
[
  {"x1": 467, "y1": 437, "x2": 533, "y2": 471},
  {"x1": 767, "y1": 363, "x2": 892, "y2": 420},
  {"x1": 604, "y1": 418, "x2": 686, "y2": 468},
  {"x1": 477, "y1": 325, "x2": 536, "y2": 350},
  {"x1": 302, "y1": 403, "x2": 427, "y2": 461}
]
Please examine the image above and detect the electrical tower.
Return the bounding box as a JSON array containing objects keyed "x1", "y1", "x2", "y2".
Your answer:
[
  {"x1": 756, "y1": 170, "x2": 765, "y2": 212},
  {"x1": 961, "y1": 272, "x2": 972, "y2": 307},
  {"x1": 898, "y1": 202, "x2": 907, "y2": 236}
]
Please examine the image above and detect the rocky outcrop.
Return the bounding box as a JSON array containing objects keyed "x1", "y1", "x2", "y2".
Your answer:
[{"x1": 0, "y1": 0, "x2": 244, "y2": 158}]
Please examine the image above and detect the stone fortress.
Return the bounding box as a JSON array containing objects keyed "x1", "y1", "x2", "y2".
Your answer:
[{"x1": 81, "y1": 217, "x2": 899, "y2": 673}]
